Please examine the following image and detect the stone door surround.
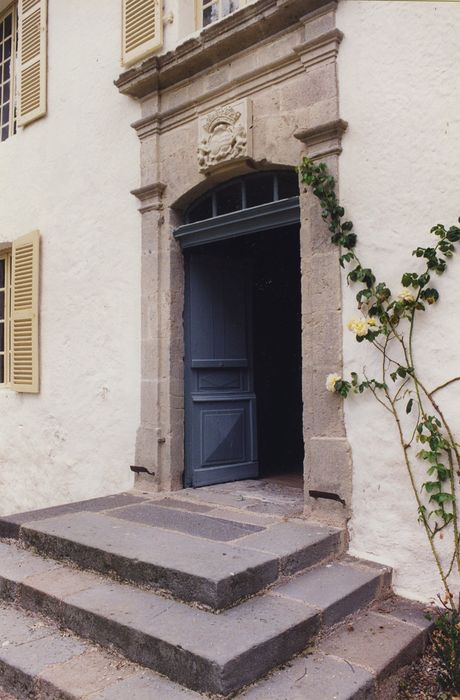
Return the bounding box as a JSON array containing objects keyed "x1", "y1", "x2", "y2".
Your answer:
[{"x1": 117, "y1": 0, "x2": 351, "y2": 527}]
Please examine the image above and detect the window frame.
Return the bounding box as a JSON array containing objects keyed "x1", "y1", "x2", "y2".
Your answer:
[
  {"x1": 195, "y1": 0, "x2": 249, "y2": 30},
  {"x1": 0, "y1": 248, "x2": 12, "y2": 386},
  {"x1": 0, "y1": 2, "x2": 17, "y2": 143}
]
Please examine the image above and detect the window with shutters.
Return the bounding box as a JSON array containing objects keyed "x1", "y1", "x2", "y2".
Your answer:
[
  {"x1": 197, "y1": 0, "x2": 249, "y2": 28},
  {"x1": 0, "y1": 231, "x2": 40, "y2": 393},
  {"x1": 0, "y1": 0, "x2": 47, "y2": 143},
  {"x1": 0, "y1": 251, "x2": 12, "y2": 384},
  {"x1": 122, "y1": 0, "x2": 163, "y2": 66},
  {"x1": 0, "y1": 4, "x2": 17, "y2": 142}
]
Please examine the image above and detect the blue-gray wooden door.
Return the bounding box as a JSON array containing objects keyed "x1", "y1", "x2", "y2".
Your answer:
[{"x1": 185, "y1": 252, "x2": 258, "y2": 487}]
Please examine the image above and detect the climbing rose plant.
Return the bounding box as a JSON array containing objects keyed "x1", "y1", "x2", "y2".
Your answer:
[{"x1": 299, "y1": 157, "x2": 460, "y2": 692}]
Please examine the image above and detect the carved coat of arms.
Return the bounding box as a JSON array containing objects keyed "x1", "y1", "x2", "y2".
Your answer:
[{"x1": 197, "y1": 101, "x2": 251, "y2": 173}]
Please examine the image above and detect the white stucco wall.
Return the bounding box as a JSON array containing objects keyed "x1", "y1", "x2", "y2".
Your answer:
[
  {"x1": 337, "y1": 0, "x2": 460, "y2": 601},
  {"x1": 0, "y1": 0, "x2": 141, "y2": 515}
]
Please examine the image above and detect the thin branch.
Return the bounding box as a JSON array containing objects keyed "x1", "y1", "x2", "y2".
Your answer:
[
  {"x1": 362, "y1": 369, "x2": 393, "y2": 414},
  {"x1": 394, "y1": 377, "x2": 411, "y2": 403},
  {"x1": 407, "y1": 404, "x2": 421, "y2": 447},
  {"x1": 430, "y1": 377, "x2": 460, "y2": 398}
]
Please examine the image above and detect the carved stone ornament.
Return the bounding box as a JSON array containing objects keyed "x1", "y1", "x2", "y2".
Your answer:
[{"x1": 197, "y1": 99, "x2": 252, "y2": 173}]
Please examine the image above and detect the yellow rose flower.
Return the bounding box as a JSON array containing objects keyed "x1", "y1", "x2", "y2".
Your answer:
[
  {"x1": 326, "y1": 373, "x2": 341, "y2": 392},
  {"x1": 347, "y1": 318, "x2": 369, "y2": 337},
  {"x1": 367, "y1": 317, "x2": 378, "y2": 327},
  {"x1": 398, "y1": 289, "x2": 415, "y2": 303}
]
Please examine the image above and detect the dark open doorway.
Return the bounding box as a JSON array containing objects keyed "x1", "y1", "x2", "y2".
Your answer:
[
  {"x1": 187, "y1": 224, "x2": 304, "y2": 484},
  {"x1": 252, "y1": 225, "x2": 304, "y2": 480}
]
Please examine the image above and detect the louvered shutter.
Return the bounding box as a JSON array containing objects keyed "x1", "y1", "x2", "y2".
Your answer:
[
  {"x1": 122, "y1": 0, "x2": 163, "y2": 67},
  {"x1": 17, "y1": 0, "x2": 47, "y2": 127},
  {"x1": 11, "y1": 231, "x2": 40, "y2": 394}
]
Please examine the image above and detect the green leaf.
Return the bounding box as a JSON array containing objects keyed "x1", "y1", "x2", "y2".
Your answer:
[
  {"x1": 423, "y1": 481, "x2": 439, "y2": 493},
  {"x1": 430, "y1": 492, "x2": 454, "y2": 504},
  {"x1": 406, "y1": 398, "x2": 414, "y2": 414},
  {"x1": 401, "y1": 272, "x2": 417, "y2": 287},
  {"x1": 420, "y1": 288, "x2": 439, "y2": 305},
  {"x1": 447, "y1": 227, "x2": 460, "y2": 242}
]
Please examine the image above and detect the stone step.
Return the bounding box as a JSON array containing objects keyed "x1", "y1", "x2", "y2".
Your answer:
[
  {"x1": 0, "y1": 581, "x2": 430, "y2": 700},
  {"x1": 240, "y1": 598, "x2": 433, "y2": 699},
  {"x1": 0, "y1": 498, "x2": 344, "y2": 610},
  {"x1": 0, "y1": 541, "x2": 390, "y2": 696},
  {"x1": 0, "y1": 602, "x2": 201, "y2": 699}
]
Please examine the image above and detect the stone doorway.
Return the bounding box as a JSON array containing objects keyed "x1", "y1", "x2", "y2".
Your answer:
[
  {"x1": 177, "y1": 172, "x2": 303, "y2": 489},
  {"x1": 184, "y1": 224, "x2": 304, "y2": 489}
]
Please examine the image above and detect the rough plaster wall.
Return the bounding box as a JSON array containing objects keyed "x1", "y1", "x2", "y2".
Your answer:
[
  {"x1": 0, "y1": 0, "x2": 141, "y2": 515},
  {"x1": 337, "y1": 1, "x2": 460, "y2": 601}
]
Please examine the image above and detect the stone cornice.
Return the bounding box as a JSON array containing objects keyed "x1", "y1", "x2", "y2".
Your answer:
[
  {"x1": 132, "y1": 114, "x2": 161, "y2": 141},
  {"x1": 115, "y1": 0, "x2": 326, "y2": 99},
  {"x1": 131, "y1": 182, "x2": 166, "y2": 213},
  {"x1": 129, "y1": 24, "x2": 341, "y2": 139},
  {"x1": 293, "y1": 28, "x2": 343, "y2": 70},
  {"x1": 295, "y1": 118, "x2": 348, "y2": 159},
  {"x1": 130, "y1": 51, "x2": 301, "y2": 139}
]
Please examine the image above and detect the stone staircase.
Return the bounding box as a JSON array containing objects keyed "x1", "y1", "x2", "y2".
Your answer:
[{"x1": 0, "y1": 484, "x2": 432, "y2": 699}]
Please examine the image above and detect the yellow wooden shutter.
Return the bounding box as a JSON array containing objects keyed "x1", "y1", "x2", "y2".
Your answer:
[
  {"x1": 17, "y1": 0, "x2": 47, "y2": 127},
  {"x1": 11, "y1": 231, "x2": 40, "y2": 394},
  {"x1": 122, "y1": 0, "x2": 163, "y2": 67}
]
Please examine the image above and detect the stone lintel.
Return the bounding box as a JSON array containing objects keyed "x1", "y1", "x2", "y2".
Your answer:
[
  {"x1": 115, "y1": 0, "x2": 327, "y2": 99},
  {"x1": 295, "y1": 118, "x2": 348, "y2": 159},
  {"x1": 131, "y1": 182, "x2": 167, "y2": 213}
]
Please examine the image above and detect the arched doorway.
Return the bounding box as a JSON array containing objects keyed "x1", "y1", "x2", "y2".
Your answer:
[{"x1": 174, "y1": 171, "x2": 304, "y2": 488}]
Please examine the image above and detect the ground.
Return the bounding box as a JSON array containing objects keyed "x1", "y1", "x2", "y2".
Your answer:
[{"x1": 396, "y1": 642, "x2": 446, "y2": 699}]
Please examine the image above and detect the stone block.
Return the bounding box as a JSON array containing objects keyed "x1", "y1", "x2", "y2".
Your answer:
[
  {"x1": 237, "y1": 521, "x2": 343, "y2": 574},
  {"x1": 0, "y1": 629, "x2": 84, "y2": 691},
  {"x1": 320, "y1": 611, "x2": 428, "y2": 680},
  {"x1": 37, "y1": 649, "x2": 136, "y2": 699},
  {"x1": 301, "y1": 5, "x2": 337, "y2": 43},
  {"x1": 308, "y1": 436, "x2": 352, "y2": 507},
  {"x1": 241, "y1": 651, "x2": 374, "y2": 700},
  {"x1": 373, "y1": 596, "x2": 434, "y2": 632},
  {"x1": 252, "y1": 88, "x2": 281, "y2": 117},
  {"x1": 141, "y1": 340, "x2": 157, "y2": 382},
  {"x1": 90, "y1": 671, "x2": 203, "y2": 699},
  {"x1": 271, "y1": 561, "x2": 387, "y2": 626},
  {"x1": 110, "y1": 502, "x2": 265, "y2": 541},
  {"x1": 19, "y1": 566, "x2": 103, "y2": 617},
  {"x1": 311, "y1": 366, "x2": 346, "y2": 438},
  {"x1": 309, "y1": 251, "x2": 343, "y2": 311},
  {"x1": 0, "y1": 603, "x2": 57, "y2": 646},
  {"x1": 205, "y1": 507, "x2": 279, "y2": 526},
  {"x1": 154, "y1": 497, "x2": 213, "y2": 514},
  {"x1": 0, "y1": 493, "x2": 149, "y2": 540},
  {"x1": 0, "y1": 543, "x2": 60, "y2": 600},
  {"x1": 139, "y1": 380, "x2": 157, "y2": 427}
]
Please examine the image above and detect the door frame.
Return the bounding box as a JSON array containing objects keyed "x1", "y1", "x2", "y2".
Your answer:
[{"x1": 175, "y1": 195, "x2": 300, "y2": 487}]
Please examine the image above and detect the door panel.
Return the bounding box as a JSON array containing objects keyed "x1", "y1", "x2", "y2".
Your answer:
[{"x1": 185, "y1": 253, "x2": 258, "y2": 487}]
